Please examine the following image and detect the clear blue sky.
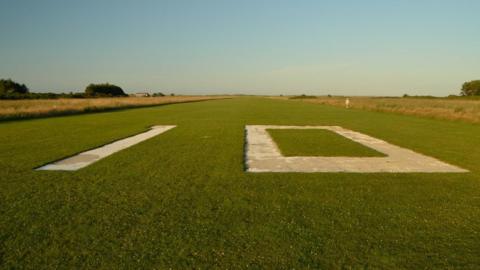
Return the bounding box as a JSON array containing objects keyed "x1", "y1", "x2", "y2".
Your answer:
[{"x1": 1, "y1": 0, "x2": 479, "y2": 96}]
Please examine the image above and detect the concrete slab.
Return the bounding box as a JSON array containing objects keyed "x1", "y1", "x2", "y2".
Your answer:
[
  {"x1": 36, "y1": 125, "x2": 176, "y2": 171},
  {"x1": 245, "y1": 125, "x2": 468, "y2": 173}
]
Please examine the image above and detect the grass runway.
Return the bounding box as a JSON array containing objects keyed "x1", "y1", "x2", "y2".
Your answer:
[{"x1": 1, "y1": 97, "x2": 479, "y2": 268}]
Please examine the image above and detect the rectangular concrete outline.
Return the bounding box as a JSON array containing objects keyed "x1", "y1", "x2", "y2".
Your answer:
[
  {"x1": 245, "y1": 125, "x2": 468, "y2": 173},
  {"x1": 36, "y1": 125, "x2": 176, "y2": 171}
]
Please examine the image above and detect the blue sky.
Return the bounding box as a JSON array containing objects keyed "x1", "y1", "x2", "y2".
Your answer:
[{"x1": 1, "y1": 0, "x2": 479, "y2": 96}]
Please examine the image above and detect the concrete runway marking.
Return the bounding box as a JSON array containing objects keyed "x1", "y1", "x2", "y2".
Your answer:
[
  {"x1": 245, "y1": 125, "x2": 468, "y2": 173},
  {"x1": 36, "y1": 125, "x2": 176, "y2": 171}
]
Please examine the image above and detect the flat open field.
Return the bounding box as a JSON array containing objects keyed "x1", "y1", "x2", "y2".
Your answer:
[
  {"x1": 0, "y1": 96, "x2": 227, "y2": 120},
  {"x1": 1, "y1": 97, "x2": 480, "y2": 268},
  {"x1": 276, "y1": 96, "x2": 480, "y2": 124}
]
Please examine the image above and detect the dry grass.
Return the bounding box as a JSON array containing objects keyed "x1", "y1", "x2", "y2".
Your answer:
[
  {"x1": 0, "y1": 96, "x2": 228, "y2": 120},
  {"x1": 273, "y1": 96, "x2": 480, "y2": 124}
]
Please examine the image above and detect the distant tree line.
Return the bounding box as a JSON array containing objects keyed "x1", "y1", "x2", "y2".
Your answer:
[
  {"x1": 0, "y1": 79, "x2": 179, "y2": 99},
  {"x1": 0, "y1": 79, "x2": 147, "y2": 99},
  {"x1": 5, "y1": 77, "x2": 478, "y2": 99},
  {"x1": 0, "y1": 91, "x2": 86, "y2": 100}
]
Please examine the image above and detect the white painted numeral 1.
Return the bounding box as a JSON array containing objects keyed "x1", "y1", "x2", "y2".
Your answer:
[{"x1": 36, "y1": 125, "x2": 176, "y2": 171}]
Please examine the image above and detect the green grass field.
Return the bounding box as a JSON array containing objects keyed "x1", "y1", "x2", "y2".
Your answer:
[
  {"x1": 267, "y1": 129, "x2": 386, "y2": 157},
  {"x1": 1, "y1": 97, "x2": 480, "y2": 268}
]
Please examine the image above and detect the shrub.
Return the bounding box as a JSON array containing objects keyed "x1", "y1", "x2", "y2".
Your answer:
[
  {"x1": 0, "y1": 79, "x2": 29, "y2": 95},
  {"x1": 289, "y1": 94, "x2": 317, "y2": 99},
  {"x1": 461, "y1": 80, "x2": 480, "y2": 96},
  {"x1": 85, "y1": 83, "x2": 127, "y2": 97}
]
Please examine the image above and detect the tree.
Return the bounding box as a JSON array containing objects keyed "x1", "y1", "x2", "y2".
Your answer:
[
  {"x1": 461, "y1": 80, "x2": 480, "y2": 96},
  {"x1": 84, "y1": 83, "x2": 126, "y2": 97},
  {"x1": 0, "y1": 79, "x2": 29, "y2": 95}
]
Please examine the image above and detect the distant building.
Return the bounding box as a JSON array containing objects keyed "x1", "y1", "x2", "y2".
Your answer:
[{"x1": 132, "y1": 92, "x2": 150, "y2": 97}]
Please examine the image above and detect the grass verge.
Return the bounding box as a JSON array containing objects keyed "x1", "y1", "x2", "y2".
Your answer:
[
  {"x1": 272, "y1": 96, "x2": 480, "y2": 124},
  {"x1": 0, "y1": 96, "x2": 229, "y2": 121}
]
